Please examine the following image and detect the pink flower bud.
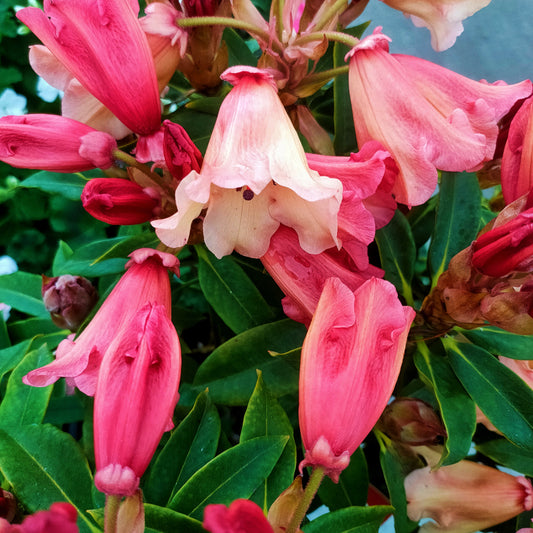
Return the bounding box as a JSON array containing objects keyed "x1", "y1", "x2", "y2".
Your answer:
[
  {"x1": 81, "y1": 178, "x2": 160, "y2": 225},
  {"x1": 162, "y1": 120, "x2": 203, "y2": 181},
  {"x1": 42, "y1": 275, "x2": 98, "y2": 332},
  {"x1": 203, "y1": 499, "x2": 274, "y2": 533}
]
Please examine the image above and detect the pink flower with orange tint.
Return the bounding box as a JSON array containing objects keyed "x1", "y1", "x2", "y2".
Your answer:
[
  {"x1": 153, "y1": 66, "x2": 342, "y2": 259},
  {"x1": 203, "y1": 499, "x2": 274, "y2": 533},
  {"x1": 379, "y1": 0, "x2": 491, "y2": 51},
  {"x1": 346, "y1": 27, "x2": 532, "y2": 206},
  {"x1": 17, "y1": 0, "x2": 161, "y2": 137},
  {"x1": 23, "y1": 249, "x2": 179, "y2": 396},
  {"x1": 299, "y1": 277, "x2": 415, "y2": 481},
  {"x1": 502, "y1": 96, "x2": 533, "y2": 204},
  {"x1": 93, "y1": 302, "x2": 181, "y2": 496},
  {"x1": 0, "y1": 115, "x2": 116, "y2": 172},
  {"x1": 405, "y1": 459, "x2": 533, "y2": 533}
]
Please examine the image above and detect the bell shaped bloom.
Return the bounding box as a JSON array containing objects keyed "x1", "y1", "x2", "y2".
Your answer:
[
  {"x1": 471, "y1": 189, "x2": 533, "y2": 277},
  {"x1": 261, "y1": 225, "x2": 383, "y2": 325},
  {"x1": 0, "y1": 502, "x2": 79, "y2": 533},
  {"x1": 502, "y1": 96, "x2": 533, "y2": 204},
  {"x1": 81, "y1": 178, "x2": 160, "y2": 225},
  {"x1": 346, "y1": 27, "x2": 532, "y2": 206},
  {"x1": 23, "y1": 248, "x2": 179, "y2": 396},
  {"x1": 0, "y1": 114, "x2": 116, "y2": 172},
  {"x1": 17, "y1": 0, "x2": 161, "y2": 137},
  {"x1": 153, "y1": 66, "x2": 342, "y2": 259},
  {"x1": 405, "y1": 459, "x2": 533, "y2": 533},
  {"x1": 299, "y1": 277, "x2": 415, "y2": 481},
  {"x1": 203, "y1": 499, "x2": 274, "y2": 533},
  {"x1": 93, "y1": 302, "x2": 181, "y2": 496},
  {"x1": 379, "y1": 0, "x2": 491, "y2": 51}
]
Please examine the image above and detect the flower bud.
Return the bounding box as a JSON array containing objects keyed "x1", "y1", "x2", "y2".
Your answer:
[
  {"x1": 81, "y1": 178, "x2": 160, "y2": 225},
  {"x1": 42, "y1": 275, "x2": 98, "y2": 332},
  {"x1": 379, "y1": 398, "x2": 446, "y2": 446},
  {"x1": 0, "y1": 489, "x2": 17, "y2": 522},
  {"x1": 162, "y1": 120, "x2": 203, "y2": 181}
]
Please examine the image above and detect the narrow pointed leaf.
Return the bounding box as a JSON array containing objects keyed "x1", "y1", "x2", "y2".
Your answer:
[
  {"x1": 303, "y1": 505, "x2": 392, "y2": 533},
  {"x1": 144, "y1": 504, "x2": 205, "y2": 533},
  {"x1": 0, "y1": 271, "x2": 47, "y2": 316},
  {"x1": 169, "y1": 435, "x2": 288, "y2": 520},
  {"x1": 476, "y1": 439, "x2": 533, "y2": 477},
  {"x1": 20, "y1": 170, "x2": 88, "y2": 200},
  {"x1": 0, "y1": 338, "x2": 33, "y2": 381},
  {"x1": 460, "y1": 326, "x2": 533, "y2": 360}
]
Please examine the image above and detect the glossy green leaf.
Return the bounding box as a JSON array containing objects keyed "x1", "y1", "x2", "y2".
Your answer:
[
  {"x1": 7, "y1": 316, "x2": 62, "y2": 343},
  {"x1": 223, "y1": 28, "x2": 257, "y2": 66},
  {"x1": 303, "y1": 505, "x2": 392, "y2": 533},
  {"x1": 192, "y1": 319, "x2": 305, "y2": 405},
  {"x1": 460, "y1": 326, "x2": 533, "y2": 360},
  {"x1": 20, "y1": 171, "x2": 88, "y2": 200},
  {"x1": 375, "y1": 210, "x2": 416, "y2": 304},
  {"x1": 145, "y1": 390, "x2": 221, "y2": 506},
  {"x1": 318, "y1": 447, "x2": 369, "y2": 511},
  {"x1": 0, "y1": 271, "x2": 47, "y2": 316},
  {"x1": 0, "y1": 424, "x2": 98, "y2": 533},
  {"x1": 169, "y1": 435, "x2": 288, "y2": 520},
  {"x1": 144, "y1": 504, "x2": 205, "y2": 533},
  {"x1": 171, "y1": 108, "x2": 217, "y2": 153},
  {"x1": 241, "y1": 372, "x2": 296, "y2": 510},
  {"x1": 380, "y1": 446, "x2": 418, "y2": 533},
  {"x1": 476, "y1": 439, "x2": 533, "y2": 477},
  {"x1": 0, "y1": 344, "x2": 53, "y2": 427},
  {"x1": 445, "y1": 338, "x2": 533, "y2": 449},
  {"x1": 43, "y1": 395, "x2": 85, "y2": 425},
  {"x1": 428, "y1": 172, "x2": 481, "y2": 286},
  {"x1": 414, "y1": 346, "x2": 476, "y2": 466},
  {"x1": 196, "y1": 245, "x2": 276, "y2": 334},
  {"x1": 0, "y1": 338, "x2": 33, "y2": 381}
]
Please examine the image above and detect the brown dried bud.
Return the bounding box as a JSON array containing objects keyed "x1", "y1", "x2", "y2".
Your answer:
[
  {"x1": 42, "y1": 275, "x2": 98, "y2": 332},
  {"x1": 267, "y1": 477, "x2": 305, "y2": 533},
  {"x1": 379, "y1": 398, "x2": 446, "y2": 446},
  {"x1": 0, "y1": 488, "x2": 17, "y2": 522}
]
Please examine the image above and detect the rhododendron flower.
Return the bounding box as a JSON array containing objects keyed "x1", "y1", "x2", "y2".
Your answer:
[
  {"x1": 203, "y1": 499, "x2": 274, "y2": 533},
  {"x1": 23, "y1": 249, "x2": 179, "y2": 396},
  {"x1": 81, "y1": 178, "x2": 160, "y2": 226},
  {"x1": 379, "y1": 0, "x2": 491, "y2": 51},
  {"x1": 0, "y1": 115, "x2": 116, "y2": 172},
  {"x1": 299, "y1": 277, "x2": 415, "y2": 481},
  {"x1": 17, "y1": 0, "x2": 161, "y2": 137},
  {"x1": 502, "y1": 96, "x2": 533, "y2": 204},
  {"x1": 261, "y1": 225, "x2": 383, "y2": 325},
  {"x1": 153, "y1": 66, "x2": 342, "y2": 259},
  {"x1": 346, "y1": 27, "x2": 532, "y2": 206},
  {"x1": 93, "y1": 302, "x2": 181, "y2": 496},
  {"x1": 0, "y1": 502, "x2": 78, "y2": 533},
  {"x1": 405, "y1": 459, "x2": 533, "y2": 532}
]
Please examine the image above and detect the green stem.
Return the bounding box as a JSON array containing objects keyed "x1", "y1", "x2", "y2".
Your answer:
[
  {"x1": 286, "y1": 466, "x2": 326, "y2": 533},
  {"x1": 104, "y1": 495, "x2": 121, "y2": 533},
  {"x1": 296, "y1": 30, "x2": 359, "y2": 48},
  {"x1": 301, "y1": 64, "x2": 349, "y2": 86},
  {"x1": 312, "y1": 0, "x2": 348, "y2": 31},
  {"x1": 176, "y1": 15, "x2": 270, "y2": 42}
]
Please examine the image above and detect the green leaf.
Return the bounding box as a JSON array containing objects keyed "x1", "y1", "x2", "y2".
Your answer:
[
  {"x1": 223, "y1": 28, "x2": 257, "y2": 66},
  {"x1": 0, "y1": 271, "x2": 47, "y2": 316},
  {"x1": 318, "y1": 447, "x2": 369, "y2": 511},
  {"x1": 192, "y1": 319, "x2": 305, "y2": 405},
  {"x1": 172, "y1": 108, "x2": 217, "y2": 153},
  {"x1": 169, "y1": 435, "x2": 288, "y2": 520},
  {"x1": 428, "y1": 172, "x2": 481, "y2": 286},
  {"x1": 303, "y1": 505, "x2": 392, "y2": 533},
  {"x1": 0, "y1": 338, "x2": 33, "y2": 381},
  {"x1": 333, "y1": 42, "x2": 356, "y2": 155},
  {"x1": 380, "y1": 446, "x2": 418, "y2": 533},
  {"x1": 0, "y1": 424, "x2": 99, "y2": 533},
  {"x1": 460, "y1": 326, "x2": 533, "y2": 360},
  {"x1": 375, "y1": 210, "x2": 415, "y2": 304},
  {"x1": 445, "y1": 338, "x2": 533, "y2": 449},
  {"x1": 241, "y1": 372, "x2": 296, "y2": 510},
  {"x1": 0, "y1": 344, "x2": 53, "y2": 427},
  {"x1": 144, "y1": 390, "x2": 221, "y2": 506},
  {"x1": 43, "y1": 395, "x2": 85, "y2": 425},
  {"x1": 144, "y1": 504, "x2": 205, "y2": 533},
  {"x1": 7, "y1": 317, "x2": 62, "y2": 343},
  {"x1": 20, "y1": 171, "x2": 88, "y2": 200},
  {"x1": 414, "y1": 346, "x2": 476, "y2": 466},
  {"x1": 196, "y1": 245, "x2": 276, "y2": 334},
  {"x1": 476, "y1": 439, "x2": 533, "y2": 477}
]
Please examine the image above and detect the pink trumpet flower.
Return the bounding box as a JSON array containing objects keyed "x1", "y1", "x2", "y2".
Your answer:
[
  {"x1": 203, "y1": 499, "x2": 274, "y2": 533},
  {"x1": 93, "y1": 302, "x2": 181, "y2": 496},
  {"x1": 346, "y1": 27, "x2": 532, "y2": 206},
  {"x1": 0, "y1": 115, "x2": 116, "y2": 172},
  {"x1": 17, "y1": 0, "x2": 161, "y2": 137},
  {"x1": 299, "y1": 277, "x2": 415, "y2": 482},
  {"x1": 405, "y1": 459, "x2": 533, "y2": 533},
  {"x1": 379, "y1": 0, "x2": 491, "y2": 51},
  {"x1": 23, "y1": 249, "x2": 179, "y2": 396},
  {"x1": 153, "y1": 66, "x2": 342, "y2": 259}
]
